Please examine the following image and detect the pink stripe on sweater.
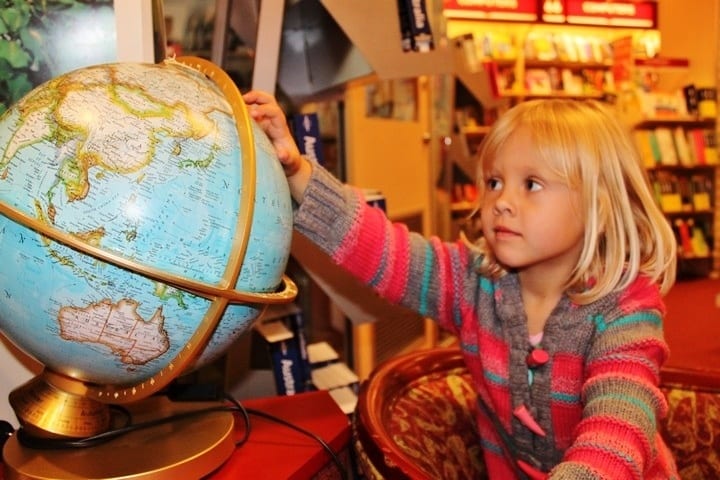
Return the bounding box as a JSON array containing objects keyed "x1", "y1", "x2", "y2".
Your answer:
[
  {"x1": 332, "y1": 200, "x2": 384, "y2": 283},
  {"x1": 430, "y1": 237, "x2": 451, "y2": 325},
  {"x1": 382, "y1": 223, "x2": 411, "y2": 303}
]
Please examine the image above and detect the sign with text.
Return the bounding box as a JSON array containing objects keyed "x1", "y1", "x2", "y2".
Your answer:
[
  {"x1": 444, "y1": 1, "x2": 657, "y2": 28},
  {"x1": 443, "y1": 0, "x2": 539, "y2": 22},
  {"x1": 564, "y1": 1, "x2": 657, "y2": 28}
]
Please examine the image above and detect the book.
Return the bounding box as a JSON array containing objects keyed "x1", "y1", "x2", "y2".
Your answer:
[
  {"x1": 683, "y1": 84, "x2": 699, "y2": 116},
  {"x1": 698, "y1": 87, "x2": 718, "y2": 118},
  {"x1": 524, "y1": 69, "x2": 552, "y2": 94},
  {"x1": 256, "y1": 306, "x2": 313, "y2": 396},
  {"x1": 647, "y1": 130, "x2": 663, "y2": 165},
  {"x1": 703, "y1": 129, "x2": 718, "y2": 164},
  {"x1": 673, "y1": 127, "x2": 693, "y2": 166},
  {"x1": 633, "y1": 130, "x2": 657, "y2": 168},
  {"x1": 690, "y1": 174, "x2": 711, "y2": 211},
  {"x1": 396, "y1": 0, "x2": 414, "y2": 52},
  {"x1": 653, "y1": 128, "x2": 678, "y2": 166},
  {"x1": 688, "y1": 129, "x2": 707, "y2": 165},
  {"x1": 291, "y1": 113, "x2": 325, "y2": 166},
  {"x1": 399, "y1": 0, "x2": 434, "y2": 53},
  {"x1": 674, "y1": 218, "x2": 693, "y2": 256}
]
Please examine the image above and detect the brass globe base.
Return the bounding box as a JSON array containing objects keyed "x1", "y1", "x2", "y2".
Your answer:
[
  {"x1": 9, "y1": 373, "x2": 112, "y2": 438},
  {"x1": 2, "y1": 396, "x2": 236, "y2": 480}
]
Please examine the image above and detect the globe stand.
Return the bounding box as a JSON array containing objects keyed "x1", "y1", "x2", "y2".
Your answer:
[
  {"x1": 2, "y1": 395, "x2": 236, "y2": 480},
  {"x1": 8, "y1": 372, "x2": 114, "y2": 439}
]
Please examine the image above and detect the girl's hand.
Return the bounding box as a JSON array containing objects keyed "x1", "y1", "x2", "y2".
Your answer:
[
  {"x1": 243, "y1": 90, "x2": 303, "y2": 177},
  {"x1": 243, "y1": 90, "x2": 311, "y2": 201}
]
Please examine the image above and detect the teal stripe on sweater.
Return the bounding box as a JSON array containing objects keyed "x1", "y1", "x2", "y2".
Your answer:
[
  {"x1": 551, "y1": 391, "x2": 581, "y2": 403},
  {"x1": 483, "y1": 370, "x2": 508, "y2": 386},
  {"x1": 479, "y1": 276, "x2": 494, "y2": 294},
  {"x1": 589, "y1": 393, "x2": 656, "y2": 424},
  {"x1": 591, "y1": 311, "x2": 661, "y2": 333},
  {"x1": 479, "y1": 438, "x2": 503, "y2": 456},
  {"x1": 418, "y1": 244, "x2": 433, "y2": 316}
]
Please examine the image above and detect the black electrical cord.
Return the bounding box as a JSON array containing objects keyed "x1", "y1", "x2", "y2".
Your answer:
[
  {"x1": 222, "y1": 392, "x2": 251, "y2": 448},
  {"x1": 244, "y1": 406, "x2": 348, "y2": 480}
]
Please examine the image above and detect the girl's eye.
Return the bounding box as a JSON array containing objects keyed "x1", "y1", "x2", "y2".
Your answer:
[
  {"x1": 487, "y1": 178, "x2": 502, "y2": 190},
  {"x1": 526, "y1": 179, "x2": 542, "y2": 192}
]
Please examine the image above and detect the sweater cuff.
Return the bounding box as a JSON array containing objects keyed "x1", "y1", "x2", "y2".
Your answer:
[{"x1": 293, "y1": 163, "x2": 360, "y2": 256}]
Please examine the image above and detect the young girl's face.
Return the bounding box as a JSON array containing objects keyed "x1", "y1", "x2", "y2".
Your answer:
[{"x1": 480, "y1": 127, "x2": 585, "y2": 277}]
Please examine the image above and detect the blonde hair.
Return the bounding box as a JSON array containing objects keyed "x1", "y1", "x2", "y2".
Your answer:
[{"x1": 471, "y1": 99, "x2": 676, "y2": 304}]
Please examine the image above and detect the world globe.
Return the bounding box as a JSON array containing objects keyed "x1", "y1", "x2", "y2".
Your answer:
[{"x1": 0, "y1": 57, "x2": 297, "y2": 441}]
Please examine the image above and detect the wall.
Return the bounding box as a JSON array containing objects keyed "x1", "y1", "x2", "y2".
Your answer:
[{"x1": 659, "y1": 0, "x2": 717, "y2": 88}]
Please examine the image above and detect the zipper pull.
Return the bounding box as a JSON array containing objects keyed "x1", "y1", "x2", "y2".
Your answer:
[{"x1": 513, "y1": 404, "x2": 546, "y2": 437}]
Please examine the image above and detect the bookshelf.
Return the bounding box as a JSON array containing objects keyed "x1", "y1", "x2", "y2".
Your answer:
[
  {"x1": 633, "y1": 117, "x2": 718, "y2": 277},
  {"x1": 440, "y1": 125, "x2": 487, "y2": 240},
  {"x1": 495, "y1": 58, "x2": 615, "y2": 102},
  {"x1": 449, "y1": 25, "x2": 637, "y2": 106}
]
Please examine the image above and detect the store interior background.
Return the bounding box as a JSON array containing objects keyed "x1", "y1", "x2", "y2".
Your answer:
[{"x1": 1, "y1": 0, "x2": 720, "y2": 423}]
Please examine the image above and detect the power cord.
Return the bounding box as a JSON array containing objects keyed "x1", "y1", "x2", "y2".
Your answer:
[
  {"x1": 10, "y1": 388, "x2": 348, "y2": 480},
  {"x1": 244, "y1": 405, "x2": 347, "y2": 479}
]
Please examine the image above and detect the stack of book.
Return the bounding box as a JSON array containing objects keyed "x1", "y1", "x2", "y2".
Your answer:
[{"x1": 255, "y1": 305, "x2": 359, "y2": 414}]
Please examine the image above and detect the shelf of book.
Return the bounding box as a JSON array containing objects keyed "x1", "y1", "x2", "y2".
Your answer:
[{"x1": 636, "y1": 116, "x2": 718, "y2": 278}]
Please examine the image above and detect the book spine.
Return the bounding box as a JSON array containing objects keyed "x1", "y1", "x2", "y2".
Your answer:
[
  {"x1": 286, "y1": 312, "x2": 313, "y2": 391},
  {"x1": 654, "y1": 127, "x2": 678, "y2": 166},
  {"x1": 703, "y1": 129, "x2": 718, "y2": 164},
  {"x1": 291, "y1": 113, "x2": 325, "y2": 166},
  {"x1": 689, "y1": 129, "x2": 707, "y2": 165},
  {"x1": 673, "y1": 127, "x2": 692, "y2": 166},
  {"x1": 647, "y1": 130, "x2": 662, "y2": 165},
  {"x1": 396, "y1": 0, "x2": 414, "y2": 52},
  {"x1": 269, "y1": 337, "x2": 306, "y2": 396},
  {"x1": 399, "y1": 0, "x2": 434, "y2": 52},
  {"x1": 268, "y1": 313, "x2": 312, "y2": 396}
]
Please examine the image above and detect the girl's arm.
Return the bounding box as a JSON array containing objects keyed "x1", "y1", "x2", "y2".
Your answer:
[{"x1": 550, "y1": 278, "x2": 673, "y2": 479}]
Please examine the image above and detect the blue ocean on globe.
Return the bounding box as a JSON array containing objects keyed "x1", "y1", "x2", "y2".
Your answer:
[{"x1": 0, "y1": 60, "x2": 294, "y2": 390}]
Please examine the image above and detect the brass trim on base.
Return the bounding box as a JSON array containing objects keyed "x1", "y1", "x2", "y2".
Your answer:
[{"x1": 2, "y1": 397, "x2": 236, "y2": 480}]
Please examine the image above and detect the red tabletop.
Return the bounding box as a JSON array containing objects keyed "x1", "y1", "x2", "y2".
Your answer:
[{"x1": 208, "y1": 390, "x2": 351, "y2": 479}]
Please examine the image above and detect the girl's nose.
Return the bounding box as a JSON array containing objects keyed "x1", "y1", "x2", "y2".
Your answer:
[{"x1": 492, "y1": 190, "x2": 514, "y2": 215}]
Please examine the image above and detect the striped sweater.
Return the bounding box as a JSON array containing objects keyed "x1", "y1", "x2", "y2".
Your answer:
[{"x1": 294, "y1": 165, "x2": 679, "y2": 479}]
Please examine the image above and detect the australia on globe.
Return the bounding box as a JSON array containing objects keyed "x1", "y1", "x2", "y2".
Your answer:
[{"x1": 0, "y1": 58, "x2": 296, "y2": 403}]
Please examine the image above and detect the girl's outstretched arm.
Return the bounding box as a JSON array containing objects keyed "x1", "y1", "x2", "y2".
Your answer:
[{"x1": 243, "y1": 90, "x2": 312, "y2": 202}]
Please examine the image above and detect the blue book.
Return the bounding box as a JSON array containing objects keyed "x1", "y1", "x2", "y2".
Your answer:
[
  {"x1": 267, "y1": 311, "x2": 312, "y2": 396},
  {"x1": 291, "y1": 113, "x2": 325, "y2": 166}
]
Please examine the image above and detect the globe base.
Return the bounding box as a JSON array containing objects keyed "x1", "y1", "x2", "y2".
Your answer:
[
  {"x1": 2, "y1": 396, "x2": 236, "y2": 479},
  {"x1": 9, "y1": 372, "x2": 113, "y2": 438}
]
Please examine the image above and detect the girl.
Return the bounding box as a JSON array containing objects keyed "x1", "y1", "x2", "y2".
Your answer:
[{"x1": 244, "y1": 91, "x2": 678, "y2": 479}]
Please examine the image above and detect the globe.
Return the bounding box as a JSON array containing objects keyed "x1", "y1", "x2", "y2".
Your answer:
[{"x1": 0, "y1": 57, "x2": 297, "y2": 440}]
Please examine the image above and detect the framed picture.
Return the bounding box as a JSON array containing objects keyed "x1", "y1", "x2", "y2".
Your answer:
[
  {"x1": 0, "y1": 0, "x2": 118, "y2": 115},
  {"x1": 365, "y1": 79, "x2": 418, "y2": 121}
]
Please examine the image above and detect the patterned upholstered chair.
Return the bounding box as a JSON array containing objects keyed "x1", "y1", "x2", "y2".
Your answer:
[{"x1": 353, "y1": 347, "x2": 720, "y2": 480}]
